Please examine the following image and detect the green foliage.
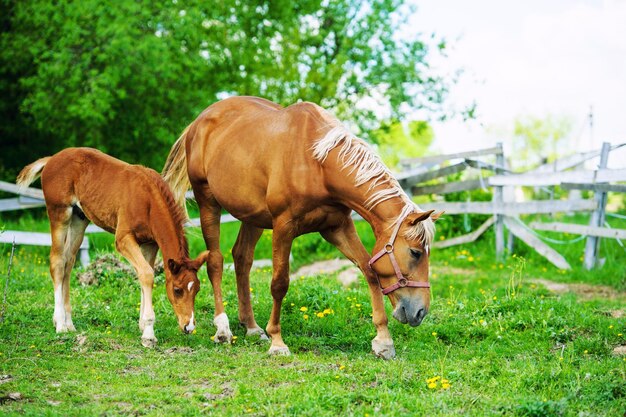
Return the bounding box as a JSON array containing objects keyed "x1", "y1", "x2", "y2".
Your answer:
[
  {"x1": 371, "y1": 119, "x2": 434, "y2": 168},
  {"x1": 509, "y1": 114, "x2": 574, "y2": 171},
  {"x1": 0, "y1": 0, "x2": 451, "y2": 179}
]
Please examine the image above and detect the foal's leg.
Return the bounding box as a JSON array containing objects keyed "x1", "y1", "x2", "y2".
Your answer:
[
  {"x1": 232, "y1": 223, "x2": 267, "y2": 340},
  {"x1": 321, "y1": 218, "x2": 396, "y2": 359},
  {"x1": 139, "y1": 243, "x2": 158, "y2": 333},
  {"x1": 195, "y1": 193, "x2": 232, "y2": 343},
  {"x1": 60, "y1": 213, "x2": 89, "y2": 331},
  {"x1": 116, "y1": 233, "x2": 157, "y2": 347},
  {"x1": 48, "y1": 206, "x2": 73, "y2": 332},
  {"x1": 266, "y1": 220, "x2": 295, "y2": 355}
]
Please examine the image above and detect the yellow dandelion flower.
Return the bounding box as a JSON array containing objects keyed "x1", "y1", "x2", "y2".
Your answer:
[
  {"x1": 316, "y1": 312, "x2": 324, "y2": 318},
  {"x1": 300, "y1": 306, "x2": 308, "y2": 312},
  {"x1": 232, "y1": 336, "x2": 238, "y2": 340},
  {"x1": 428, "y1": 382, "x2": 437, "y2": 389},
  {"x1": 223, "y1": 301, "x2": 229, "y2": 306},
  {"x1": 468, "y1": 256, "x2": 474, "y2": 262},
  {"x1": 323, "y1": 308, "x2": 333, "y2": 315},
  {"x1": 303, "y1": 314, "x2": 309, "y2": 320},
  {"x1": 618, "y1": 333, "x2": 623, "y2": 337},
  {"x1": 493, "y1": 296, "x2": 497, "y2": 301},
  {"x1": 291, "y1": 303, "x2": 295, "y2": 306},
  {"x1": 431, "y1": 332, "x2": 437, "y2": 337},
  {"x1": 339, "y1": 365, "x2": 345, "y2": 370},
  {"x1": 609, "y1": 325, "x2": 614, "y2": 329},
  {"x1": 439, "y1": 235, "x2": 445, "y2": 241},
  {"x1": 192, "y1": 329, "x2": 197, "y2": 335},
  {"x1": 30, "y1": 345, "x2": 35, "y2": 349},
  {"x1": 441, "y1": 383, "x2": 451, "y2": 389},
  {"x1": 584, "y1": 350, "x2": 588, "y2": 354}
]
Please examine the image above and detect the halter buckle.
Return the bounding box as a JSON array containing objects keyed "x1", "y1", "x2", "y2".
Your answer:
[
  {"x1": 384, "y1": 243, "x2": 394, "y2": 253},
  {"x1": 397, "y1": 277, "x2": 408, "y2": 288}
]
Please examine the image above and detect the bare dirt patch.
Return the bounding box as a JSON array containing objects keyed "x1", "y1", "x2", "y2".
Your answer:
[
  {"x1": 290, "y1": 259, "x2": 362, "y2": 286},
  {"x1": 532, "y1": 279, "x2": 625, "y2": 300},
  {"x1": 613, "y1": 345, "x2": 626, "y2": 356},
  {"x1": 435, "y1": 266, "x2": 478, "y2": 276}
]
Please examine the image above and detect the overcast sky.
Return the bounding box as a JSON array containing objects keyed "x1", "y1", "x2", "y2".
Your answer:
[{"x1": 407, "y1": 0, "x2": 626, "y2": 164}]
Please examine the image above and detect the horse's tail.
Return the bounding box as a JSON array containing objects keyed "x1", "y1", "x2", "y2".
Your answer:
[
  {"x1": 162, "y1": 125, "x2": 192, "y2": 218},
  {"x1": 16, "y1": 156, "x2": 51, "y2": 188}
]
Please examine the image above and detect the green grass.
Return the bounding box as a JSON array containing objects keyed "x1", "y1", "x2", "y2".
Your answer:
[{"x1": 1, "y1": 212, "x2": 625, "y2": 416}]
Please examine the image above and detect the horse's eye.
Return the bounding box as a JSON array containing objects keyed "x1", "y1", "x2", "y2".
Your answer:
[
  {"x1": 174, "y1": 287, "x2": 184, "y2": 297},
  {"x1": 410, "y1": 249, "x2": 423, "y2": 261}
]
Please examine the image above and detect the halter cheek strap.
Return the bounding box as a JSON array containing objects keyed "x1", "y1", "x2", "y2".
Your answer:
[{"x1": 368, "y1": 210, "x2": 431, "y2": 295}]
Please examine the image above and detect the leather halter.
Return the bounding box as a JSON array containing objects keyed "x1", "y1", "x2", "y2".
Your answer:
[{"x1": 368, "y1": 210, "x2": 430, "y2": 295}]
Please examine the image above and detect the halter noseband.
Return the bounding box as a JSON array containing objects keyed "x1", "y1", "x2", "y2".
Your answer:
[{"x1": 368, "y1": 210, "x2": 430, "y2": 295}]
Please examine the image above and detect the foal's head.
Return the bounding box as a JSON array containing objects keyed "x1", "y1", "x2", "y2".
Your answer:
[
  {"x1": 369, "y1": 209, "x2": 441, "y2": 327},
  {"x1": 165, "y1": 251, "x2": 209, "y2": 333}
]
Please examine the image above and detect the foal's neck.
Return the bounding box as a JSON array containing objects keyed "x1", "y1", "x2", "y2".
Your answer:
[{"x1": 149, "y1": 200, "x2": 189, "y2": 262}]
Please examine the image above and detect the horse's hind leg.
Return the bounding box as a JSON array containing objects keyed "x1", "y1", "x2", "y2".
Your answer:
[
  {"x1": 232, "y1": 223, "x2": 267, "y2": 340},
  {"x1": 321, "y1": 218, "x2": 395, "y2": 359},
  {"x1": 60, "y1": 211, "x2": 89, "y2": 331},
  {"x1": 47, "y1": 206, "x2": 73, "y2": 332}
]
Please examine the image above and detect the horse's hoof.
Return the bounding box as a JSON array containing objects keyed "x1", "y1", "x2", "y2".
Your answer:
[
  {"x1": 213, "y1": 330, "x2": 233, "y2": 344},
  {"x1": 141, "y1": 337, "x2": 158, "y2": 348},
  {"x1": 65, "y1": 322, "x2": 76, "y2": 332},
  {"x1": 268, "y1": 345, "x2": 291, "y2": 356},
  {"x1": 246, "y1": 327, "x2": 269, "y2": 341},
  {"x1": 55, "y1": 324, "x2": 73, "y2": 333},
  {"x1": 372, "y1": 339, "x2": 396, "y2": 360}
]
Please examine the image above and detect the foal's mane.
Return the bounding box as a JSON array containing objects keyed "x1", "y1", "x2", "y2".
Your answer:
[
  {"x1": 310, "y1": 114, "x2": 435, "y2": 246},
  {"x1": 144, "y1": 168, "x2": 189, "y2": 258}
]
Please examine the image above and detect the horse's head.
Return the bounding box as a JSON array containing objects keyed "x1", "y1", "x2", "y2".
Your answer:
[
  {"x1": 369, "y1": 209, "x2": 441, "y2": 327},
  {"x1": 165, "y1": 251, "x2": 209, "y2": 333}
]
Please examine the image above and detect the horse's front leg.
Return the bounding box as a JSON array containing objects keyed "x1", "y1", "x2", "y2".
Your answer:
[
  {"x1": 232, "y1": 222, "x2": 268, "y2": 340},
  {"x1": 116, "y1": 234, "x2": 157, "y2": 347},
  {"x1": 266, "y1": 221, "x2": 295, "y2": 355},
  {"x1": 321, "y1": 218, "x2": 395, "y2": 359}
]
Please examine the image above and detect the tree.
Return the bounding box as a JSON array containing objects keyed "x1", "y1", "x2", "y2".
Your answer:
[
  {"x1": 371, "y1": 120, "x2": 434, "y2": 168},
  {"x1": 510, "y1": 114, "x2": 574, "y2": 170},
  {"x1": 0, "y1": 0, "x2": 452, "y2": 179}
]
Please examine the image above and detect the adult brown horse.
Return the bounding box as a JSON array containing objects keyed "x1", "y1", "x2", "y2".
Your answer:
[
  {"x1": 17, "y1": 148, "x2": 209, "y2": 347},
  {"x1": 163, "y1": 96, "x2": 440, "y2": 359}
]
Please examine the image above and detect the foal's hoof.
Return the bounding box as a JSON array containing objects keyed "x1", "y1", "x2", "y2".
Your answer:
[
  {"x1": 372, "y1": 339, "x2": 396, "y2": 360},
  {"x1": 141, "y1": 337, "x2": 158, "y2": 348},
  {"x1": 55, "y1": 324, "x2": 75, "y2": 333},
  {"x1": 268, "y1": 345, "x2": 291, "y2": 356},
  {"x1": 246, "y1": 327, "x2": 269, "y2": 341}
]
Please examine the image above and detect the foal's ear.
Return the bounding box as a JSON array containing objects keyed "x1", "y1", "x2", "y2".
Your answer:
[
  {"x1": 189, "y1": 250, "x2": 210, "y2": 271},
  {"x1": 407, "y1": 209, "x2": 435, "y2": 225},
  {"x1": 168, "y1": 258, "x2": 182, "y2": 274}
]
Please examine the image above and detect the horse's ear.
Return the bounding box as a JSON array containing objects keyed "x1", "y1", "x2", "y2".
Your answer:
[
  {"x1": 407, "y1": 209, "x2": 435, "y2": 225},
  {"x1": 168, "y1": 258, "x2": 182, "y2": 274},
  {"x1": 431, "y1": 211, "x2": 444, "y2": 222},
  {"x1": 189, "y1": 250, "x2": 210, "y2": 271}
]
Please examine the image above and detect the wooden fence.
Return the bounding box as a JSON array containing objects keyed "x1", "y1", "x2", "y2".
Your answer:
[
  {"x1": 2, "y1": 141, "x2": 625, "y2": 269},
  {"x1": 398, "y1": 141, "x2": 626, "y2": 269}
]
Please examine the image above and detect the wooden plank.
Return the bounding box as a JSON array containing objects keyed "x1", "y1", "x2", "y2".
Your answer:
[
  {"x1": 561, "y1": 182, "x2": 626, "y2": 193},
  {"x1": 400, "y1": 146, "x2": 503, "y2": 166},
  {"x1": 503, "y1": 216, "x2": 571, "y2": 270},
  {"x1": 529, "y1": 221, "x2": 626, "y2": 239},
  {"x1": 412, "y1": 179, "x2": 484, "y2": 195},
  {"x1": 0, "y1": 231, "x2": 90, "y2": 267},
  {"x1": 0, "y1": 198, "x2": 45, "y2": 212},
  {"x1": 488, "y1": 168, "x2": 626, "y2": 187},
  {"x1": 398, "y1": 162, "x2": 468, "y2": 187},
  {"x1": 0, "y1": 180, "x2": 44, "y2": 199},
  {"x1": 530, "y1": 143, "x2": 625, "y2": 173},
  {"x1": 433, "y1": 216, "x2": 495, "y2": 249},
  {"x1": 464, "y1": 159, "x2": 509, "y2": 174},
  {"x1": 424, "y1": 199, "x2": 597, "y2": 215}
]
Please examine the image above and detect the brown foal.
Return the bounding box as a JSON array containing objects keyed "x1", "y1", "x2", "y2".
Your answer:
[
  {"x1": 163, "y1": 96, "x2": 440, "y2": 358},
  {"x1": 17, "y1": 148, "x2": 208, "y2": 347}
]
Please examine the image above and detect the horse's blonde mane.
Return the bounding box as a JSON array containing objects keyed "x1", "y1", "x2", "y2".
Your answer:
[{"x1": 311, "y1": 120, "x2": 435, "y2": 246}]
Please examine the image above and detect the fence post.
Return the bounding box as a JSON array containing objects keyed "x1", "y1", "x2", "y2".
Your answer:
[
  {"x1": 494, "y1": 142, "x2": 505, "y2": 260},
  {"x1": 583, "y1": 142, "x2": 611, "y2": 269}
]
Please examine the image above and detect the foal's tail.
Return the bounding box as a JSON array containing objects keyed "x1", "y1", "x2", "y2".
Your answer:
[
  {"x1": 16, "y1": 157, "x2": 51, "y2": 188},
  {"x1": 162, "y1": 125, "x2": 192, "y2": 218}
]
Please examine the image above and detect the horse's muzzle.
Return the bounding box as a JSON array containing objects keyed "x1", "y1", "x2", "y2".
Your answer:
[{"x1": 393, "y1": 301, "x2": 428, "y2": 327}]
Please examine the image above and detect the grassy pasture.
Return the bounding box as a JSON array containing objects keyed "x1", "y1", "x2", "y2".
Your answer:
[{"x1": 0, "y1": 211, "x2": 625, "y2": 416}]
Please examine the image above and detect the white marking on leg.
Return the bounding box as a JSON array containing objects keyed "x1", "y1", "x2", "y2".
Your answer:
[
  {"x1": 213, "y1": 312, "x2": 232, "y2": 343},
  {"x1": 187, "y1": 281, "x2": 194, "y2": 291},
  {"x1": 53, "y1": 284, "x2": 65, "y2": 332}
]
